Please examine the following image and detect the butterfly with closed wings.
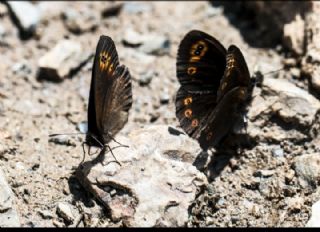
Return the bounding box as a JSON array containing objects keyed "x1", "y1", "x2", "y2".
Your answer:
[
  {"x1": 175, "y1": 30, "x2": 254, "y2": 150},
  {"x1": 85, "y1": 35, "x2": 132, "y2": 164}
]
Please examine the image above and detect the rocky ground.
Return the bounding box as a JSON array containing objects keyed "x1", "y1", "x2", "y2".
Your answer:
[{"x1": 0, "y1": 1, "x2": 320, "y2": 228}]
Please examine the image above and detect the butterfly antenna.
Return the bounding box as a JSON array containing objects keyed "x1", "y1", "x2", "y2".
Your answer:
[
  {"x1": 262, "y1": 67, "x2": 286, "y2": 76},
  {"x1": 49, "y1": 132, "x2": 86, "y2": 137}
]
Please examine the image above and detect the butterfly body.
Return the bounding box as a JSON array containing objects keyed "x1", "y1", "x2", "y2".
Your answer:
[
  {"x1": 176, "y1": 30, "x2": 252, "y2": 150},
  {"x1": 86, "y1": 35, "x2": 132, "y2": 149}
]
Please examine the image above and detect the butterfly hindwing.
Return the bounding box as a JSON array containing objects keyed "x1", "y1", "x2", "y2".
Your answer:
[
  {"x1": 217, "y1": 45, "x2": 250, "y2": 102},
  {"x1": 100, "y1": 65, "x2": 132, "y2": 138},
  {"x1": 87, "y1": 35, "x2": 132, "y2": 146},
  {"x1": 175, "y1": 86, "x2": 216, "y2": 140},
  {"x1": 198, "y1": 86, "x2": 249, "y2": 150}
]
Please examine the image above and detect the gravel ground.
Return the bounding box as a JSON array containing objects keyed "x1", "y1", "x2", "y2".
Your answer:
[{"x1": 0, "y1": 1, "x2": 319, "y2": 227}]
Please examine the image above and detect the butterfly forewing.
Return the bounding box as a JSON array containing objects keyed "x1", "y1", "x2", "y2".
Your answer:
[
  {"x1": 176, "y1": 30, "x2": 227, "y2": 90},
  {"x1": 175, "y1": 30, "x2": 230, "y2": 141},
  {"x1": 87, "y1": 35, "x2": 132, "y2": 146}
]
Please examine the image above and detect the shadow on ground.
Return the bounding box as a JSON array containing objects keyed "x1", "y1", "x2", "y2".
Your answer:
[{"x1": 211, "y1": 1, "x2": 312, "y2": 49}]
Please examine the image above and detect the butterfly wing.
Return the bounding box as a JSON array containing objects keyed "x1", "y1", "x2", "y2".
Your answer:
[
  {"x1": 176, "y1": 30, "x2": 226, "y2": 90},
  {"x1": 176, "y1": 87, "x2": 216, "y2": 139},
  {"x1": 87, "y1": 35, "x2": 132, "y2": 146},
  {"x1": 198, "y1": 46, "x2": 251, "y2": 149},
  {"x1": 217, "y1": 45, "x2": 251, "y2": 102},
  {"x1": 175, "y1": 30, "x2": 227, "y2": 142}
]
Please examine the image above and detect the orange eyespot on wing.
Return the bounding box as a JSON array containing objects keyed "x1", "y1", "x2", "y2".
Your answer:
[
  {"x1": 187, "y1": 67, "x2": 197, "y2": 75},
  {"x1": 189, "y1": 40, "x2": 208, "y2": 63},
  {"x1": 183, "y1": 97, "x2": 193, "y2": 106},
  {"x1": 184, "y1": 109, "x2": 192, "y2": 118},
  {"x1": 227, "y1": 57, "x2": 235, "y2": 68},
  {"x1": 108, "y1": 63, "x2": 114, "y2": 73},
  {"x1": 191, "y1": 119, "x2": 199, "y2": 127},
  {"x1": 99, "y1": 51, "x2": 112, "y2": 73}
]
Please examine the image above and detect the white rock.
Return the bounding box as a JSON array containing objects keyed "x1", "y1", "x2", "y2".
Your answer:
[
  {"x1": 6, "y1": 1, "x2": 40, "y2": 37},
  {"x1": 254, "y1": 169, "x2": 275, "y2": 178},
  {"x1": 37, "y1": 40, "x2": 92, "y2": 81},
  {"x1": 38, "y1": 210, "x2": 53, "y2": 219},
  {"x1": 283, "y1": 14, "x2": 305, "y2": 55},
  {"x1": 138, "y1": 35, "x2": 170, "y2": 55},
  {"x1": 0, "y1": 168, "x2": 20, "y2": 227},
  {"x1": 62, "y1": 8, "x2": 100, "y2": 34},
  {"x1": 310, "y1": 65, "x2": 320, "y2": 92},
  {"x1": 76, "y1": 125, "x2": 207, "y2": 227},
  {"x1": 57, "y1": 202, "x2": 74, "y2": 223},
  {"x1": 293, "y1": 153, "x2": 320, "y2": 186},
  {"x1": 123, "y1": 48, "x2": 156, "y2": 65},
  {"x1": 122, "y1": 2, "x2": 152, "y2": 14},
  {"x1": 123, "y1": 28, "x2": 145, "y2": 46},
  {"x1": 306, "y1": 200, "x2": 320, "y2": 227},
  {"x1": 263, "y1": 77, "x2": 320, "y2": 127},
  {"x1": 122, "y1": 28, "x2": 170, "y2": 55}
]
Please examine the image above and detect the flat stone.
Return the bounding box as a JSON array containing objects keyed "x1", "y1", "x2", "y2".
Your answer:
[
  {"x1": 137, "y1": 70, "x2": 156, "y2": 86},
  {"x1": 62, "y1": 8, "x2": 100, "y2": 34},
  {"x1": 6, "y1": 1, "x2": 40, "y2": 39},
  {"x1": 306, "y1": 200, "x2": 320, "y2": 227},
  {"x1": 123, "y1": 28, "x2": 145, "y2": 46},
  {"x1": 56, "y1": 202, "x2": 75, "y2": 223},
  {"x1": 283, "y1": 14, "x2": 305, "y2": 55},
  {"x1": 38, "y1": 210, "x2": 53, "y2": 219},
  {"x1": 37, "y1": 39, "x2": 93, "y2": 81},
  {"x1": 271, "y1": 145, "x2": 284, "y2": 157},
  {"x1": 310, "y1": 65, "x2": 320, "y2": 92},
  {"x1": 253, "y1": 169, "x2": 275, "y2": 178},
  {"x1": 76, "y1": 125, "x2": 207, "y2": 227},
  {"x1": 0, "y1": 168, "x2": 20, "y2": 227},
  {"x1": 263, "y1": 77, "x2": 320, "y2": 127},
  {"x1": 122, "y1": 2, "x2": 152, "y2": 14},
  {"x1": 138, "y1": 35, "x2": 170, "y2": 55},
  {"x1": 122, "y1": 28, "x2": 170, "y2": 55},
  {"x1": 293, "y1": 153, "x2": 320, "y2": 186}
]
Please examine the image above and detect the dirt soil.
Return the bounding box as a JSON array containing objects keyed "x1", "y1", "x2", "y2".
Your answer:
[{"x1": 0, "y1": 1, "x2": 319, "y2": 227}]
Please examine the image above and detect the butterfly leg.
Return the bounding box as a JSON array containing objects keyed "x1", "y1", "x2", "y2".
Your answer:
[
  {"x1": 99, "y1": 145, "x2": 122, "y2": 167},
  {"x1": 107, "y1": 144, "x2": 122, "y2": 166},
  {"x1": 81, "y1": 141, "x2": 87, "y2": 164},
  {"x1": 108, "y1": 134, "x2": 129, "y2": 148}
]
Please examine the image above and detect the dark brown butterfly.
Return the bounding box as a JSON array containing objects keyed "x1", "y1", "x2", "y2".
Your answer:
[
  {"x1": 175, "y1": 30, "x2": 252, "y2": 150},
  {"x1": 85, "y1": 35, "x2": 132, "y2": 162}
]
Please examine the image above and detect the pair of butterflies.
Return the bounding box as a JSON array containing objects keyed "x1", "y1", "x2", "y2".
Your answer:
[{"x1": 86, "y1": 30, "x2": 252, "y2": 152}]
